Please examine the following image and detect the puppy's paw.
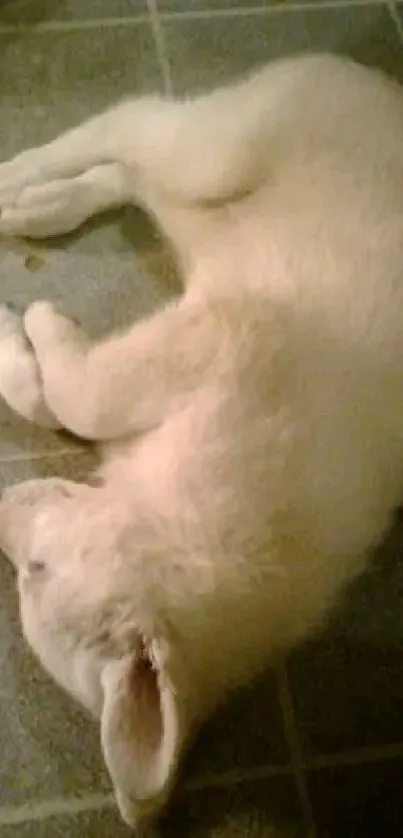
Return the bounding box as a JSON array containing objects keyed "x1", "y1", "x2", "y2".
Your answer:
[
  {"x1": 24, "y1": 300, "x2": 83, "y2": 354},
  {"x1": 0, "y1": 303, "x2": 60, "y2": 428},
  {"x1": 0, "y1": 147, "x2": 48, "y2": 209},
  {"x1": 0, "y1": 176, "x2": 96, "y2": 238}
]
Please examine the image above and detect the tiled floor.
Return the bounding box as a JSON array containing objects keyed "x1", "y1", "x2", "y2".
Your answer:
[{"x1": 0, "y1": 1, "x2": 402, "y2": 836}]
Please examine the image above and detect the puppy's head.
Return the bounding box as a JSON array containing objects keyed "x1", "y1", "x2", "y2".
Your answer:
[{"x1": 0, "y1": 478, "x2": 185, "y2": 830}]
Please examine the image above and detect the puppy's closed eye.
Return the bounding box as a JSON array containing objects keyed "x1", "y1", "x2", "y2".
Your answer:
[
  {"x1": 27, "y1": 559, "x2": 46, "y2": 573},
  {"x1": 21, "y1": 559, "x2": 48, "y2": 588}
]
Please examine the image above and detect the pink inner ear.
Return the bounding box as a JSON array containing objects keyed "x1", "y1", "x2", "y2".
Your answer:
[{"x1": 131, "y1": 640, "x2": 162, "y2": 753}]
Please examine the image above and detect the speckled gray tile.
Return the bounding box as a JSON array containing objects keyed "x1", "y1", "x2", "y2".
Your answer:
[
  {"x1": 288, "y1": 513, "x2": 403, "y2": 755},
  {"x1": 0, "y1": 679, "x2": 110, "y2": 807},
  {"x1": 0, "y1": 23, "x2": 161, "y2": 158},
  {"x1": 0, "y1": 237, "x2": 172, "y2": 337},
  {"x1": 184, "y1": 671, "x2": 289, "y2": 780},
  {"x1": 0, "y1": 454, "x2": 108, "y2": 807},
  {"x1": 0, "y1": 419, "x2": 85, "y2": 460},
  {"x1": 289, "y1": 634, "x2": 403, "y2": 756},
  {"x1": 0, "y1": 778, "x2": 304, "y2": 837},
  {"x1": 0, "y1": 450, "x2": 97, "y2": 490},
  {"x1": 308, "y1": 760, "x2": 403, "y2": 838},
  {"x1": 391, "y1": 2, "x2": 403, "y2": 40},
  {"x1": 0, "y1": 0, "x2": 147, "y2": 24},
  {"x1": 0, "y1": 806, "x2": 130, "y2": 838},
  {"x1": 162, "y1": 778, "x2": 304, "y2": 838},
  {"x1": 163, "y1": 4, "x2": 403, "y2": 95}
]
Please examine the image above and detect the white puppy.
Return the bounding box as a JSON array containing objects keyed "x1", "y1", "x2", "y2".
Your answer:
[{"x1": 0, "y1": 52, "x2": 403, "y2": 831}]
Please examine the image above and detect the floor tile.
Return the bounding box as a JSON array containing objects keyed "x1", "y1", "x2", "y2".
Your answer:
[
  {"x1": 0, "y1": 0, "x2": 147, "y2": 24},
  {"x1": 308, "y1": 760, "x2": 403, "y2": 838},
  {"x1": 157, "y1": 1, "x2": 272, "y2": 10},
  {"x1": 0, "y1": 229, "x2": 171, "y2": 337},
  {"x1": 0, "y1": 776, "x2": 304, "y2": 837},
  {"x1": 392, "y1": 1, "x2": 403, "y2": 32},
  {"x1": 0, "y1": 453, "x2": 107, "y2": 808},
  {"x1": 288, "y1": 515, "x2": 403, "y2": 756},
  {"x1": 0, "y1": 420, "x2": 84, "y2": 460},
  {"x1": 0, "y1": 805, "x2": 131, "y2": 837},
  {"x1": 163, "y1": 4, "x2": 403, "y2": 95},
  {"x1": 0, "y1": 450, "x2": 97, "y2": 491},
  {"x1": 0, "y1": 23, "x2": 161, "y2": 158},
  {"x1": 289, "y1": 635, "x2": 403, "y2": 757},
  {"x1": 184, "y1": 670, "x2": 289, "y2": 781},
  {"x1": 0, "y1": 683, "x2": 110, "y2": 807},
  {"x1": 162, "y1": 778, "x2": 304, "y2": 838}
]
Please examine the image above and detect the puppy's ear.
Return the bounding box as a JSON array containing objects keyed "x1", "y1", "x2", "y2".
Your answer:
[{"x1": 100, "y1": 640, "x2": 180, "y2": 829}]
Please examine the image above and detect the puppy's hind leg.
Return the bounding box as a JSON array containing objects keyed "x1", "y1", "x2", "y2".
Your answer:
[
  {"x1": 0, "y1": 67, "x2": 272, "y2": 239},
  {"x1": 0, "y1": 94, "x2": 160, "y2": 238},
  {"x1": 0, "y1": 163, "x2": 131, "y2": 238}
]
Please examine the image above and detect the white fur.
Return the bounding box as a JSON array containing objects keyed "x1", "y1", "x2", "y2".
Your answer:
[{"x1": 0, "y1": 52, "x2": 403, "y2": 830}]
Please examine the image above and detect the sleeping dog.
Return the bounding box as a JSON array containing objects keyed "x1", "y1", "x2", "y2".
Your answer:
[{"x1": 0, "y1": 53, "x2": 402, "y2": 831}]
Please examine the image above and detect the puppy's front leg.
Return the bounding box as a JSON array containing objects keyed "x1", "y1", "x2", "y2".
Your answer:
[
  {"x1": 23, "y1": 296, "x2": 218, "y2": 441},
  {"x1": 0, "y1": 304, "x2": 60, "y2": 428}
]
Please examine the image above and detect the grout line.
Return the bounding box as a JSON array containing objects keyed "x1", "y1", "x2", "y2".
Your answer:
[
  {"x1": 277, "y1": 665, "x2": 318, "y2": 838},
  {"x1": 183, "y1": 762, "x2": 293, "y2": 792},
  {"x1": 0, "y1": 0, "x2": 390, "y2": 34},
  {"x1": 0, "y1": 794, "x2": 116, "y2": 826},
  {"x1": 386, "y1": 0, "x2": 403, "y2": 41},
  {"x1": 147, "y1": 0, "x2": 173, "y2": 96},
  {"x1": 153, "y1": 0, "x2": 393, "y2": 21},
  {"x1": 0, "y1": 15, "x2": 150, "y2": 34},
  {"x1": 307, "y1": 741, "x2": 403, "y2": 771}
]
